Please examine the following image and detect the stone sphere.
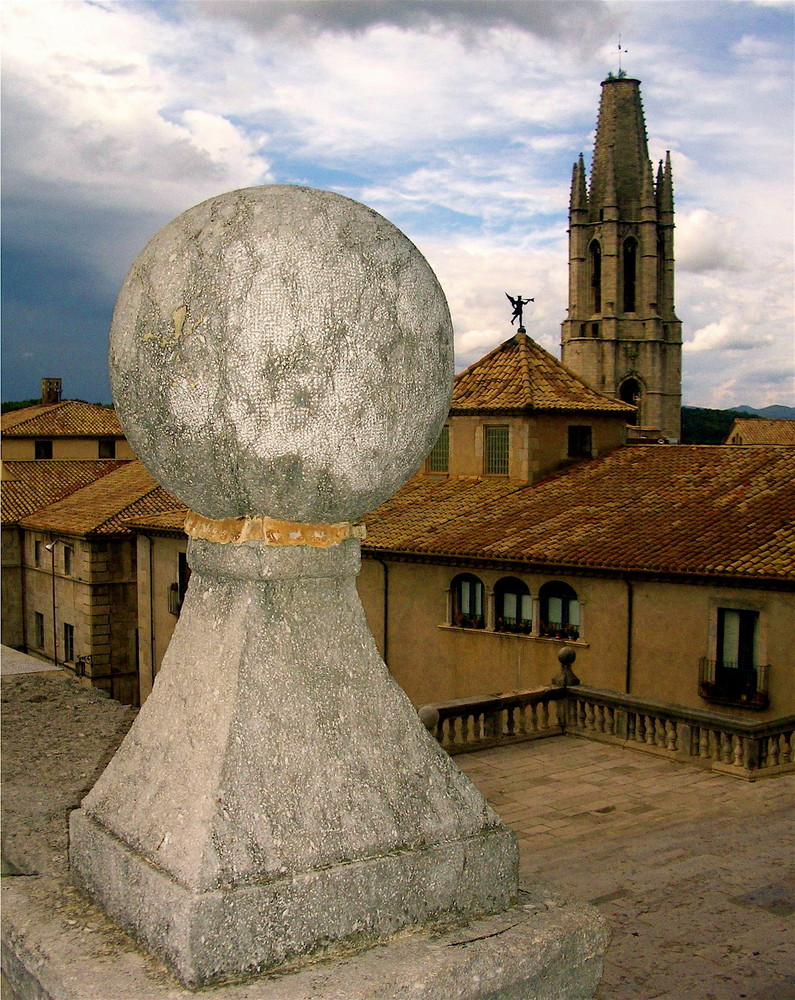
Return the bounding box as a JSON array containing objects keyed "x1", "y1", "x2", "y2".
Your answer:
[{"x1": 109, "y1": 185, "x2": 453, "y2": 522}]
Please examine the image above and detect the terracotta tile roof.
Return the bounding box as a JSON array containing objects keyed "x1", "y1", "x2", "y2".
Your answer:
[
  {"x1": 724, "y1": 418, "x2": 795, "y2": 446},
  {"x1": 362, "y1": 445, "x2": 795, "y2": 582},
  {"x1": 18, "y1": 461, "x2": 180, "y2": 537},
  {"x1": 1, "y1": 460, "x2": 128, "y2": 525},
  {"x1": 1, "y1": 401, "x2": 124, "y2": 438},
  {"x1": 451, "y1": 331, "x2": 635, "y2": 415},
  {"x1": 125, "y1": 507, "x2": 190, "y2": 532}
]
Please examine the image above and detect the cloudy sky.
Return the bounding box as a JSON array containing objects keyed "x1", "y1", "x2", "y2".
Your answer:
[{"x1": 2, "y1": 0, "x2": 793, "y2": 409}]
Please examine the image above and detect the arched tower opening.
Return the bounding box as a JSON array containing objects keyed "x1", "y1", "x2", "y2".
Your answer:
[{"x1": 619, "y1": 377, "x2": 642, "y2": 424}]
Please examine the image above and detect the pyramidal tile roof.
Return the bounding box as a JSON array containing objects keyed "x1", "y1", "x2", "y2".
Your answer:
[
  {"x1": 18, "y1": 461, "x2": 180, "y2": 537},
  {"x1": 363, "y1": 445, "x2": 795, "y2": 582},
  {"x1": 1, "y1": 400, "x2": 124, "y2": 438},
  {"x1": 451, "y1": 331, "x2": 635, "y2": 415},
  {"x1": 724, "y1": 417, "x2": 795, "y2": 446},
  {"x1": 1, "y1": 460, "x2": 129, "y2": 525}
]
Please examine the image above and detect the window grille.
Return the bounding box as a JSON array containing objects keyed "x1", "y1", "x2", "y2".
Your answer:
[
  {"x1": 427, "y1": 426, "x2": 449, "y2": 473},
  {"x1": 485, "y1": 426, "x2": 509, "y2": 475}
]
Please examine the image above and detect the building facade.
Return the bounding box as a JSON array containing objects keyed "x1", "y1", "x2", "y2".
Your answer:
[
  {"x1": 2, "y1": 381, "x2": 136, "y2": 462},
  {"x1": 561, "y1": 76, "x2": 682, "y2": 441}
]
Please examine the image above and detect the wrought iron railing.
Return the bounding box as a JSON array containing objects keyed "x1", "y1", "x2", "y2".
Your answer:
[
  {"x1": 452, "y1": 612, "x2": 485, "y2": 629},
  {"x1": 698, "y1": 657, "x2": 769, "y2": 710},
  {"x1": 539, "y1": 621, "x2": 580, "y2": 640},
  {"x1": 494, "y1": 616, "x2": 533, "y2": 635}
]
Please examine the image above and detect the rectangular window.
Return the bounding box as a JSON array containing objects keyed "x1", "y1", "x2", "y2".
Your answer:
[
  {"x1": 568, "y1": 425, "x2": 592, "y2": 459},
  {"x1": 34, "y1": 612, "x2": 45, "y2": 649},
  {"x1": 718, "y1": 609, "x2": 757, "y2": 670},
  {"x1": 63, "y1": 622, "x2": 75, "y2": 662},
  {"x1": 34, "y1": 540, "x2": 42, "y2": 566},
  {"x1": 34, "y1": 439, "x2": 53, "y2": 460},
  {"x1": 426, "y1": 426, "x2": 449, "y2": 473},
  {"x1": 98, "y1": 438, "x2": 116, "y2": 459},
  {"x1": 484, "y1": 426, "x2": 509, "y2": 475},
  {"x1": 63, "y1": 545, "x2": 73, "y2": 576}
]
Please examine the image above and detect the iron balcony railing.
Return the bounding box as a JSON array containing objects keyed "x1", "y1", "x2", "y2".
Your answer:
[
  {"x1": 495, "y1": 616, "x2": 533, "y2": 635},
  {"x1": 698, "y1": 657, "x2": 770, "y2": 711}
]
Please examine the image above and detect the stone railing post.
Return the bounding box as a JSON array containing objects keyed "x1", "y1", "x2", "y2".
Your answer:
[{"x1": 68, "y1": 186, "x2": 519, "y2": 987}]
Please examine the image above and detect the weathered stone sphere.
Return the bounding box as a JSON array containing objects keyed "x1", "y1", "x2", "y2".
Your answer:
[{"x1": 109, "y1": 185, "x2": 453, "y2": 522}]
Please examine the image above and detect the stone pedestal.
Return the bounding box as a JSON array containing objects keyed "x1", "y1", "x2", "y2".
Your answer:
[
  {"x1": 70, "y1": 537, "x2": 516, "y2": 985},
  {"x1": 64, "y1": 184, "x2": 607, "y2": 994}
]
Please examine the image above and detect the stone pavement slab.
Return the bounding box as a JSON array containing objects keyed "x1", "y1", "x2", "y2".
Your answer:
[{"x1": 457, "y1": 737, "x2": 795, "y2": 1000}]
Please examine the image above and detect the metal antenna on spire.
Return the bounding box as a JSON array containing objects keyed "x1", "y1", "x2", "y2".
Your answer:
[{"x1": 617, "y1": 35, "x2": 628, "y2": 78}]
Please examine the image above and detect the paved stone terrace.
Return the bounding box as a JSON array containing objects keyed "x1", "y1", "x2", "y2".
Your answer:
[{"x1": 457, "y1": 736, "x2": 795, "y2": 1000}]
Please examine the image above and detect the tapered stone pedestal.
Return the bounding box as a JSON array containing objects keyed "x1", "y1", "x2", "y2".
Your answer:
[
  {"x1": 70, "y1": 537, "x2": 517, "y2": 985},
  {"x1": 64, "y1": 184, "x2": 607, "y2": 995}
]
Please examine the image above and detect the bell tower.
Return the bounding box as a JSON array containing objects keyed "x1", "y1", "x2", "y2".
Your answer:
[{"x1": 561, "y1": 75, "x2": 682, "y2": 441}]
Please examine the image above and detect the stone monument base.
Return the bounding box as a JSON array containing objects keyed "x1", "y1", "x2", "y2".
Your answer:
[
  {"x1": 69, "y1": 810, "x2": 518, "y2": 986},
  {"x1": 2, "y1": 872, "x2": 607, "y2": 1000}
]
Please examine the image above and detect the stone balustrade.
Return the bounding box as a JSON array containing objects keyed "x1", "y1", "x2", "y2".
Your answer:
[
  {"x1": 427, "y1": 688, "x2": 567, "y2": 754},
  {"x1": 422, "y1": 684, "x2": 795, "y2": 780}
]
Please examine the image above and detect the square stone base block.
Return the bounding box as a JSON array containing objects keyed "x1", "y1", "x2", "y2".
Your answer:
[
  {"x1": 69, "y1": 810, "x2": 522, "y2": 986},
  {"x1": 2, "y1": 870, "x2": 607, "y2": 1000}
]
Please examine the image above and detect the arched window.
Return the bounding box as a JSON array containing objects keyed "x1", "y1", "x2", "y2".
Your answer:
[
  {"x1": 623, "y1": 238, "x2": 637, "y2": 313},
  {"x1": 494, "y1": 577, "x2": 532, "y2": 635},
  {"x1": 451, "y1": 573, "x2": 485, "y2": 629},
  {"x1": 619, "y1": 378, "x2": 642, "y2": 425},
  {"x1": 590, "y1": 241, "x2": 602, "y2": 314},
  {"x1": 539, "y1": 582, "x2": 580, "y2": 640}
]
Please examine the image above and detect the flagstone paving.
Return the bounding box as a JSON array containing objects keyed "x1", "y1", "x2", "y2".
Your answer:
[{"x1": 458, "y1": 736, "x2": 795, "y2": 1000}]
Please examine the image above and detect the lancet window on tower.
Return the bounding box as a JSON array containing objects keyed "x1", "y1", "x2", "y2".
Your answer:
[
  {"x1": 589, "y1": 241, "x2": 602, "y2": 314},
  {"x1": 623, "y1": 238, "x2": 637, "y2": 313}
]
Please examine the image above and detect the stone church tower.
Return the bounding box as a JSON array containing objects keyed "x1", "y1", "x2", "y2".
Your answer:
[{"x1": 561, "y1": 75, "x2": 682, "y2": 441}]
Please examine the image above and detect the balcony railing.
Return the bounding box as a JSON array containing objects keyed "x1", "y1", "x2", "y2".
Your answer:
[
  {"x1": 495, "y1": 616, "x2": 533, "y2": 635},
  {"x1": 452, "y1": 612, "x2": 485, "y2": 629},
  {"x1": 539, "y1": 621, "x2": 580, "y2": 641},
  {"x1": 421, "y1": 684, "x2": 794, "y2": 780},
  {"x1": 698, "y1": 657, "x2": 769, "y2": 711}
]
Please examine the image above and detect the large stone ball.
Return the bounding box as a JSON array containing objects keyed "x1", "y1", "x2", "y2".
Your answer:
[{"x1": 109, "y1": 186, "x2": 453, "y2": 522}]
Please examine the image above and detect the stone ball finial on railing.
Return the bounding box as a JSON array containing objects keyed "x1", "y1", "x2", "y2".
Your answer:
[
  {"x1": 71, "y1": 185, "x2": 518, "y2": 988},
  {"x1": 552, "y1": 644, "x2": 581, "y2": 688},
  {"x1": 108, "y1": 185, "x2": 454, "y2": 523},
  {"x1": 418, "y1": 704, "x2": 441, "y2": 732}
]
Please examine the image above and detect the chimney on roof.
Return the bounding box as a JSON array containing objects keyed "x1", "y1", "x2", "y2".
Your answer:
[{"x1": 41, "y1": 378, "x2": 62, "y2": 405}]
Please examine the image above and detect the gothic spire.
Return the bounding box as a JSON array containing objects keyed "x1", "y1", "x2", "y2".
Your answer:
[{"x1": 589, "y1": 76, "x2": 650, "y2": 216}]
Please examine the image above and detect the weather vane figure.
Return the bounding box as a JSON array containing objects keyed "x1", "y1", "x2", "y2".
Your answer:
[{"x1": 506, "y1": 292, "x2": 534, "y2": 328}]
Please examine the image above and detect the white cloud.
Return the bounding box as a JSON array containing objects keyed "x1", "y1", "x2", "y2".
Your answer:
[{"x1": 1, "y1": 0, "x2": 792, "y2": 409}]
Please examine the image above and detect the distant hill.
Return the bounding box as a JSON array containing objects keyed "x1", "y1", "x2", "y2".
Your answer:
[
  {"x1": 1, "y1": 399, "x2": 40, "y2": 414},
  {"x1": 734, "y1": 404, "x2": 795, "y2": 420},
  {"x1": 680, "y1": 407, "x2": 757, "y2": 445}
]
